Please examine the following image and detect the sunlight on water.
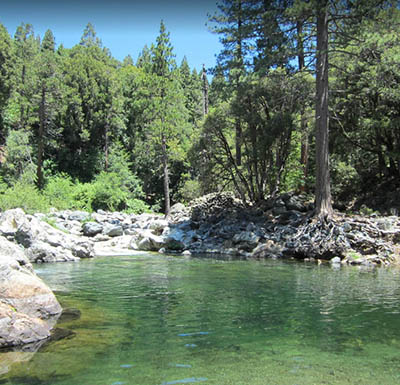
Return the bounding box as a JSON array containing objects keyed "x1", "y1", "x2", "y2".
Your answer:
[{"x1": 1, "y1": 255, "x2": 400, "y2": 384}]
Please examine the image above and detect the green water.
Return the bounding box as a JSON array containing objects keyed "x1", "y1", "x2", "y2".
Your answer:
[{"x1": 2, "y1": 254, "x2": 400, "y2": 385}]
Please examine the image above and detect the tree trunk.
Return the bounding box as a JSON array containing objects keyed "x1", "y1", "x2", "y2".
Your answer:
[
  {"x1": 104, "y1": 120, "x2": 109, "y2": 171},
  {"x1": 297, "y1": 20, "x2": 309, "y2": 193},
  {"x1": 36, "y1": 86, "x2": 45, "y2": 190},
  {"x1": 161, "y1": 133, "x2": 170, "y2": 217},
  {"x1": 235, "y1": 0, "x2": 243, "y2": 167},
  {"x1": 315, "y1": 1, "x2": 333, "y2": 219}
]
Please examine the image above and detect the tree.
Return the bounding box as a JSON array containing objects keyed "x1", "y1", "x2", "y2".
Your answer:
[
  {"x1": 0, "y1": 23, "x2": 13, "y2": 142},
  {"x1": 314, "y1": 0, "x2": 333, "y2": 218},
  {"x1": 148, "y1": 21, "x2": 190, "y2": 216},
  {"x1": 209, "y1": 0, "x2": 255, "y2": 166},
  {"x1": 329, "y1": 8, "x2": 400, "y2": 205},
  {"x1": 35, "y1": 29, "x2": 62, "y2": 189},
  {"x1": 79, "y1": 22, "x2": 102, "y2": 48}
]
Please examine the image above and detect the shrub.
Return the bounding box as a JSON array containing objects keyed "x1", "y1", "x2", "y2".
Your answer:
[
  {"x1": 125, "y1": 198, "x2": 151, "y2": 214},
  {"x1": 43, "y1": 173, "x2": 76, "y2": 210},
  {"x1": 0, "y1": 181, "x2": 50, "y2": 214}
]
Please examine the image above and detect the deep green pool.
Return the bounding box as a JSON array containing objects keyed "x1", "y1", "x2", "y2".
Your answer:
[{"x1": 2, "y1": 254, "x2": 400, "y2": 385}]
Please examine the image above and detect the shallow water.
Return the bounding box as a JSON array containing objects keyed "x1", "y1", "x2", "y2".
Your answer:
[{"x1": 2, "y1": 254, "x2": 400, "y2": 385}]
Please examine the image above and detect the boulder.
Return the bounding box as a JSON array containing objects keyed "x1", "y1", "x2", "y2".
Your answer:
[
  {"x1": 233, "y1": 231, "x2": 260, "y2": 251},
  {"x1": 0, "y1": 208, "x2": 27, "y2": 237},
  {"x1": 0, "y1": 236, "x2": 62, "y2": 348},
  {"x1": 70, "y1": 241, "x2": 94, "y2": 259},
  {"x1": 68, "y1": 211, "x2": 90, "y2": 222},
  {"x1": 133, "y1": 229, "x2": 165, "y2": 252},
  {"x1": 103, "y1": 224, "x2": 124, "y2": 237},
  {"x1": 82, "y1": 222, "x2": 103, "y2": 237},
  {"x1": 27, "y1": 241, "x2": 79, "y2": 263}
]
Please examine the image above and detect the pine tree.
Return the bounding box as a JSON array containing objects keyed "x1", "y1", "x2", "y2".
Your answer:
[
  {"x1": 148, "y1": 21, "x2": 189, "y2": 216},
  {"x1": 0, "y1": 23, "x2": 13, "y2": 142}
]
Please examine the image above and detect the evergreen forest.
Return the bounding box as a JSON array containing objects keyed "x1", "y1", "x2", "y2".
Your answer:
[{"x1": 1, "y1": 0, "x2": 400, "y2": 216}]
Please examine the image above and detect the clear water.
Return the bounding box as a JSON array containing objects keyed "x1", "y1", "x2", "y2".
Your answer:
[{"x1": 2, "y1": 254, "x2": 400, "y2": 385}]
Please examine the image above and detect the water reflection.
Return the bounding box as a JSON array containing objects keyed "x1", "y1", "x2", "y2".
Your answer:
[{"x1": 2, "y1": 255, "x2": 400, "y2": 384}]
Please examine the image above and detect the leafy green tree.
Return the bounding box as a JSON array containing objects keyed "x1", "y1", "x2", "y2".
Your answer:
[
  {"x1": 57, "y1": 25, "x2": 124, "y2": 181},
  {"x1": 0, "y1": 23, "x2": 13, "y2": 141},
  {"x1": 330, "y1": 8, "x2": 400, "y2": 204}
]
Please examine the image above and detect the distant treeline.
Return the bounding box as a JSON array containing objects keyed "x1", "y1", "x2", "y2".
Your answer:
[{"x1": 0, "y1": 0, "x2": 399, "y2": 215}]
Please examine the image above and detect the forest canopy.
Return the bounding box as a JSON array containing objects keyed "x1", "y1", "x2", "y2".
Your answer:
[{"x1": 0, "y1": 0, "x2": 400, "y2": 215}]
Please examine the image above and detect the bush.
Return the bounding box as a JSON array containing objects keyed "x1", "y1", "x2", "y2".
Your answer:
[
  {"x1": 0, "y1": 181, "x2": 50, "y2": 214},
  {"x1": 178, "y1": 178, "x2": 203, "y2": 204},
  {"x1": 43, "y1": 173, "x2": 76, "y2": 210},
  {"x1": 125, "y1": 198, "x2": 151, "y2": 214}
]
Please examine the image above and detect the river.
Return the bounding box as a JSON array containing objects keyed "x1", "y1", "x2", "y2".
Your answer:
[{"x1": 2, "y1": 254, "x2": 400, "y2": 384}]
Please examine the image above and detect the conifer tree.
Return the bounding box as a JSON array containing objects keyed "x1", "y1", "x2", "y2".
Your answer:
[{"x1": 149, "y1": 21, "x2": 189, "y2": 216}]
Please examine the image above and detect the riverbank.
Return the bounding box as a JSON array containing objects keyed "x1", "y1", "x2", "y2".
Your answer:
[
  {"x1": 0, "y1": 192, "x2": 399, "y2": 349},
  {"x1": 1, "y1": 192, "x2": 399, "y2": 266}
]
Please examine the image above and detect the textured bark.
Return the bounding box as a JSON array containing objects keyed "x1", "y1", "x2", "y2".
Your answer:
[
  {"x1": 315, "y1": 1, "x2": 333, "y2": 219},
  {"x1": 161, "y1": 133, "x2": 170, "y2": 217},
  {"x1": 235, "y1": 0, "x2": 243, "y2": 167},
  {"x1": 297, "y1": 21, "x2": 309, "y2": 193},
  {"x1": 36, "y1": 86, "x2": 45, "y2": 189}
]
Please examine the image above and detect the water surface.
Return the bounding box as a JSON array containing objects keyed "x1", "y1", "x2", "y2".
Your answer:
[{"x1": 1, "y1": 254, "x2": 400, "y2": 384}]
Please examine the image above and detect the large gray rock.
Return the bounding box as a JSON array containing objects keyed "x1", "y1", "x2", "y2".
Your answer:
[
  {"x1": 0, "y1": 236, "x2": 62, "y2": 348},
  {"x1": 163, "y1": 226, "x2": 198, "y2": 251},
  {"x1": 68, "y1": 211, "x2": 91, "y2": 222},
  {"x1": 233, "y1": 231, "x2": 260, "y2": 251},
  {"x1": 0, "y1": 209, "x2": 94, "y2": 263},
  {"x1": 27, "y1": 241, "x2": 79, "y2": 263},
  {"x1": 0, "y1": 208, "x2": 27, "y2": 237},
  {"x1": 103, "y1": 224, "x2": 124, "y2": 237},
  {"x1": 82, "y1": 222, "x2": 103, "y2": 237},
  {"x1": 132, "y1": 229, "x2": 165, "y2": 252}
]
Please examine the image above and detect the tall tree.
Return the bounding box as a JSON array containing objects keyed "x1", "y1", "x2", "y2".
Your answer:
[
  {"x1": 209, "y1": 0, "x2": 255, "y2": 166},
  {"x1": 149, "y1": 21, "x2": 190, "y2": 216},
  {"x1": 36, "y1": 29, "x2": 60, "y2": 189},
  {"x1": 314, "y1": 0, "x2": 333, "y2": 218},
  {"x1": 0, "y1": 23, "x2": 12, "y2": 143}
]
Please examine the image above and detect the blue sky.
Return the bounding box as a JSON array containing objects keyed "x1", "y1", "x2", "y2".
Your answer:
[{"x1": 0, "y1": 0, "x2": 222, "y2": 72}]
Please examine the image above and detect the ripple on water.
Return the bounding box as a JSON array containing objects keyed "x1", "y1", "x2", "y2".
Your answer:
[
  {"x1": 161, "y1": 378, "x2": 208, "y2": 385},
  {"x1": 178, "y1": 332, "x2": 210, "y2": 337},
  {"x1": 170, "y1": 364, "x2": 193, "y2": 368}
]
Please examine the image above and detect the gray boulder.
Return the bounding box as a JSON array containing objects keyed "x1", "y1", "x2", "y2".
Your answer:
[
  {"x1": 71, "y1": 241, "x2": 94, "y2": 259},
  {"x1": 233, "y1": 231, "x2": 260, "y2": 251},
  {"x1": 132, "y1": 229, "x2": 165, "y2": 252},
  {"x1": 68, "y1": 211, "x2": 91, "y2": 222},
  {"x1": 27, "y1": 241, "x2": 79, "y2": 263},
  {"x1": 82, "y1": 222, "x2": 103, "y2": 237},
  {"x1": 103, "y1": 224, "x2": 124, "y2": 237},
  {"x1": 0, "y1": 208, "x2": 27, "y2": 237},
  {"x1": 0, "y1": 236, "x2": 62, "y2": 348}
]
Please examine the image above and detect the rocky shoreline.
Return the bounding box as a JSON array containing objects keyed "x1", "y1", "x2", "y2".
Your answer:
[{"x1": 1, "y1": 192, "x2": 399, "y2": 349}]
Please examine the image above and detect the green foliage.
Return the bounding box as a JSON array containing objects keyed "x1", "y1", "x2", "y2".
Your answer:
[
  {"x1": 43, "y1": 173, "x2": 76, "y2": 210},
  {"x1": 1, "y1": 129, "x2": 36, "y2": 184},
  {"x1": 125, "y1": 198, "x2": 151, "y2": 214},
  {"x1": 177, "y1": 175, "x2": 203, "y2": 204},
  {"x1": 0, "y1": 181, "x2": 49, "y2": 213},
  {"x1": 281, "y1": 130, "x2": 304, "y2": 192}
]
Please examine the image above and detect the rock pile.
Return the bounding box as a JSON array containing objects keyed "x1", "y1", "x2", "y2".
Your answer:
[
  {"x1": 0, "y1": 209, "x2": 94, "y2": 263},
  {"x1": 1, "y1": 191, "x2": 399, "y2": 268}
]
